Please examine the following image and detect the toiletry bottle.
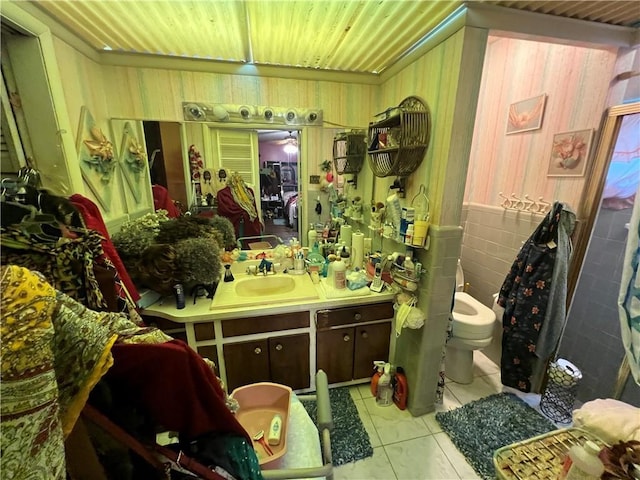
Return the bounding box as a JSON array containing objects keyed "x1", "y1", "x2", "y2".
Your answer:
[
  {"x1": 559, "y1": 441, "x2": 604, "y2": 480},
  {"x1": 392, "y1": 366, "x2": 408, "y2": 410},
  {"x1": 333, "y1": 257, "x2": 346, "y2": 289},
  {"x1": 340, "y1": 245, "x2": 351, "y2": 269},
  {"x1": 403, "y1": 251, "x2": 415, "y2": 277},
  {"x1": 370, "y1": 361, "x2": 386, "y2": 396},
  {"x1": 376, "y1": 363, "x2": 393, "y2": 407},
  {"x1": 308, "y1": 223, "x2": 317, "y2": 248}
]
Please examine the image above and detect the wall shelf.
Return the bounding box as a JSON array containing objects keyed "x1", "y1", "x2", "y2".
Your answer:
[{"x1": 367, "y1": 96, "x2": 431, "y2": 178}]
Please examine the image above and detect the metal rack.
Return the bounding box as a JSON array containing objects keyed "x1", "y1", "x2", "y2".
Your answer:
[{"x1": 367, "y1": 96, "x2": 431, "y2": 177}]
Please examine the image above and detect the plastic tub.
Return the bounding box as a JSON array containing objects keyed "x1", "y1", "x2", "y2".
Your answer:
[{"x1": 231, "y1": 382, "x2": 292, "y2": 469}]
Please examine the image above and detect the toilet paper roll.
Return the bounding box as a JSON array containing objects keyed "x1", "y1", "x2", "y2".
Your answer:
[
  {"x1": 352, "y1": 231, "x2": 364, "y2": 269},
  {"x1": 340, "y1": 224, "x2": 352, "y2": 247}
]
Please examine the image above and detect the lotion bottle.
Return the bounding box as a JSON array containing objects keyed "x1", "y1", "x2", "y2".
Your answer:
[
  {"x1": 308, "y1": 223, "x2": 317, "y2": 248},
  {"x1": 560, "y1": 441, "x2": 604, "y2": 480},
  {"x1": 333, "y1": 257, "x2": 346, "y2": 289}
]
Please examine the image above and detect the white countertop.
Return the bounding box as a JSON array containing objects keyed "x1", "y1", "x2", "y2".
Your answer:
[{"x1": 142, "y1": 275, "x2": 396, "y2": 323}]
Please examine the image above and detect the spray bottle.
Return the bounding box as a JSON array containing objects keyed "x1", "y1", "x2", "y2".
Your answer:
[
  {"x1": 375, "y1": 363, "x2": 393, "y2": 407},
  {"x1": 370, "y1": 361, "x2": 386, "y2": 396},
  {"x1": 392, "y1": 366, "x2": 408, "y2": 410}
]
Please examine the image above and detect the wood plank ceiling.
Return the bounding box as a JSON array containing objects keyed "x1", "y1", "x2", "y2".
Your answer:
[{"x1": 30, "y1": 0, "x2": 640, "y2": 75}]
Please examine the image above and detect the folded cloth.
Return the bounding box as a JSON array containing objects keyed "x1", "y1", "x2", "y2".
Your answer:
[{"x1": 572, "y1": 398, "x2": 640, "y2": 444}]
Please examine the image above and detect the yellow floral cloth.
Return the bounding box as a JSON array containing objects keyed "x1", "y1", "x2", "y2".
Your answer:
[{"x1": 0, "y1": 265, "x2": 171, "y2": 479}]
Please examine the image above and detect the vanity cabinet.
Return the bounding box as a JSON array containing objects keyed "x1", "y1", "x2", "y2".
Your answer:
[
  {"x1": 316, "y1": 302, "x2": 394, "y2": 384},
  {"x1": 217, "y1": 311, "x2": 310, "y2": 391}
]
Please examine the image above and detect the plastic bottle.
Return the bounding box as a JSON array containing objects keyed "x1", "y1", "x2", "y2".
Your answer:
[
  {"x1": 376, "y1": 363, "x2": 393, "y2": 407},
  {"x1": 339, "y1": 245, "x2": 351, "y2": 269},
  {"x1": 308, "y1": 223, "x2": 317, "y2": 248},
  {"x1": 559, "y1": 441, "x2": 604, "y2": 480},
  {"x1": 370, "y1": 361, "x2": 386, "y2": 396},
  {"x1": 333, "y1": 257, "x2": 346, "y2": 289},
  {"x1": 392, "y1": 366, "x2": 408, "y2": 410}
]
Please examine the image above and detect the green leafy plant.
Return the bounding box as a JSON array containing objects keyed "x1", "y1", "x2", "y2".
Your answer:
[{"x1": 112, "y1": 210, "x2": 170, "y2": 259}]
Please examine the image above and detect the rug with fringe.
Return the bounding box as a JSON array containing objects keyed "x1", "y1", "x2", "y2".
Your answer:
[
  {"x1": 301, "y1": 386, "x2": 373, "y2": 466},
  {"x1": 435, "y1": 393, "x2": 556, "y2": 479}
]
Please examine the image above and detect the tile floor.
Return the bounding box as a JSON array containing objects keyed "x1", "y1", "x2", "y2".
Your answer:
[{"x1": 332, "y1": 351, "x2": 553, "y2": 480}]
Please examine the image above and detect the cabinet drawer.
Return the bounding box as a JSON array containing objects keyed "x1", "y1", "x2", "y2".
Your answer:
[
  {"x1": 142, "y1": 315, "x2": 184, "y2": 331},
  {"x1": 316, "y1": 302, "x2": 394, "y2": 330},
  {"x1": 222, "y1": 311, "x2": 309, "y2": 337},
  {"x1": 194, "y1": 322, "x2": 215, "y2": 341}
]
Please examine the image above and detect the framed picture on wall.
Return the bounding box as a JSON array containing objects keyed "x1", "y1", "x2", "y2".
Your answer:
[
  {"x1": 547, "y1": 129, "x2": 594, "y2": 177},
  {"x1": 506, "y1": 94, "x2": 547, "y2": 134}
]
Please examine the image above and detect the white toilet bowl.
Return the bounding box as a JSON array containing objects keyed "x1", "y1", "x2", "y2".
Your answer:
[{"x1": 445, "y1": 261, "x2": 496, "y2": 384}]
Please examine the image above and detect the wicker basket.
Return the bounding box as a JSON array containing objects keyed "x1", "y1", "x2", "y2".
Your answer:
[
  {"x1": 332, "y1": 130, "x2": 366, "y2": 174},
  {"x1": 493, "y1": 428, "x2": 605, "y2": 480},
  {"x1": 367, "y1": 96, "x2": 431, "y2": 177}
]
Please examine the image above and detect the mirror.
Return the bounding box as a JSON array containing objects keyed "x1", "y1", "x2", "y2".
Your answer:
[{"x1": 111, "y1": 117, "x2": 353, "y2": 248}]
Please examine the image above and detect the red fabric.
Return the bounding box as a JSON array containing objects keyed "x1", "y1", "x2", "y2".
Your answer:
[
  {"x1": 70, "y1": 194, "x2": 140, "y2": 302},
  {"x1": 152, "y1": 185, "x2": 181, "y2": 218},
  {"x1": 216, "y1": 186, "x2": 262, "y2": 238},
  {"x1": 106, "y1": 340, "x2": 249, "y2": 442}
]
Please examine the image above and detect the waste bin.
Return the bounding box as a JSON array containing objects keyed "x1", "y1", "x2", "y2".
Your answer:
[{"x1": 540, "y1": 359, "x2": 582, "y2": 424}]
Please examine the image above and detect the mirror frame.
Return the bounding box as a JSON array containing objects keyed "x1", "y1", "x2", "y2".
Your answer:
[{"x1": 568, "y1": 101, "x2": 640, "y2": 301}]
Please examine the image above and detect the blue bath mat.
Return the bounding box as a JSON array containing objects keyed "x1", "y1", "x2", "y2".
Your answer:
[
  {"x1": 436, "y1": 393, "x2": 556, "y2": 479},
  {"x1": 301, "y1": 387, "x2": 373, "y2": 466}
]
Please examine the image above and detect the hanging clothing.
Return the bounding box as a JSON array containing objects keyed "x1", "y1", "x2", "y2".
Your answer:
[
  {"x1": 151, "y1": 184, "x2": 182, "y2": 218},
  {"x1": 216, "y1": 177, "x2": 262, "y2": 238},
  {"x1": 70, "y1": 194, "x2": 141, "y2": 303},
  {"x1": 498, "y1": 202, "x2": 574, "y2": 392}
]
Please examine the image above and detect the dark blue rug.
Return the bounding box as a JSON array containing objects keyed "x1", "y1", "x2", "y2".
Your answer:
[
  {"x1": 435, "y1": 393, "x2": 556, "y2": 479},
  {"x1": 301, "y1": 387, "x2": 373, "y2": 466}
]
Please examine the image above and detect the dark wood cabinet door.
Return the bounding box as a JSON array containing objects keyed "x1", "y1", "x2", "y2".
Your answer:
[
  {"x1": 223, "y1": 339, "x2": 270, "y2": 391},
  {"x1": 316, "y1": 327, "x2": 354, "y2": 384},
  {"x1": 269, "y1": 334, "x2": 310, "y2": 390},
  {"x1": 197, "y1": 345, "x2": 219, "y2": 374},
  {"x1": 353, "y1": 322, "x2": 392, "y2": 379}
]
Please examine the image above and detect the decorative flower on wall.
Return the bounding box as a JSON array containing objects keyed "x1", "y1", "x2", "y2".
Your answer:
[
  {"x1": 124, "y1": 135, "x2": 147, "y2": 174},
  {"x1": 83, "y1": 126, "x2": 116, "y2": 182},
  {"x1": 189, "y1": 144, "x2": 204, "y2": 182}
]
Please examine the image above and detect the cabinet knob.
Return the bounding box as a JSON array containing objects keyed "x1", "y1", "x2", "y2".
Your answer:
[
  {"x1": 354, "y1": 313, "x2": 362, "y2": 321},
  {"x1": 275, "y1": 343, "x2": 283, "y2": 351},
  {"x1": 361, "y1": 331, "x2": 369, "y2": 339},
  {"x1": 343, "y1": 334, "x2": 350, "y2": 342},
  {"x1": 254, "y1": 347, "x2": 262, "y2": 355}
]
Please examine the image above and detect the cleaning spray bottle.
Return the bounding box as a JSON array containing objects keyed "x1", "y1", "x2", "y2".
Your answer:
[
  {"x1": 375, "y1": 363, "x2": 393, "y2": 407},
  {"x1": 370, "y1": 361, "x2": 386, "y2": 396}
]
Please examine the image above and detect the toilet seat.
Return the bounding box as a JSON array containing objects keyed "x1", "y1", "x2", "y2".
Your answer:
[{"x1": 452, "y1": 292, "x2": 496, "y2": 340}]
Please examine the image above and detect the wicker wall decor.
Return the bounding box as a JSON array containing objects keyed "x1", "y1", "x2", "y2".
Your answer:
[
  {"x1": 367, "y1": 96, "x2": 431, "y2": 177},
  {"x1": 332, "y1": 130, "x2": 367, "y2": 174}
]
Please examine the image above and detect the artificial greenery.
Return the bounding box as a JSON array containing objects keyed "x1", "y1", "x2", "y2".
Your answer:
[
  {"x1": 113, "y1": 211, "x2": 233, "y2": 295},
  {"x1": 112, "y1": 210, "x2": 170, "y2": 259}
]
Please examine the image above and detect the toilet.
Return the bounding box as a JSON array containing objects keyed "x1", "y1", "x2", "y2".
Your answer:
[{"x1": 445, "y1": 260, "x2": 496, "y2": 384}]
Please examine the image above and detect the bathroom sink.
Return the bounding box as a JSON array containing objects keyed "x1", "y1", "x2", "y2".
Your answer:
[
  {"x1": 210, "y1": 273, "x2": 319, "y2": 310},
  {"x1": 235, "y1": 275, "x2": 296, "y2": 296}
]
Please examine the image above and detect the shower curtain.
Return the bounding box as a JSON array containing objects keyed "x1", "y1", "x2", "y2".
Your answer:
[{"x1": 618, "y1": 189, "x2": 640, "y2": 385}]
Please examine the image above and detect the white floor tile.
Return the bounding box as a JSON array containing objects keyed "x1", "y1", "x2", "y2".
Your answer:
[
  {"x1": 349, "y1": 385, "x2": 362, "y2": 401},
  {"x1": 446, "y1": 376, "x2": 499, "y2": 406},
  {"x1": 357, "y1": 383, "x2": 374, "y2": 400},
  {"x1": 363, "y1": 396, "x2": 431, "y2": 445},
  {"x1": 433, "y1": 432, "x2": 482, "y2": 479},
  {"x1": 472, "y1": 350, "x2": 500, "y2": 377},
  {"x1": 421, "y1": 412, "x2": 442, "y2": 434},
  {"x1": 385, "y1": 435, "x2": 461, "y2": 479},
  {"x1": 332, "y1": 446, "x2": 397, "y2": 480},
  {"x1": 353, "y1": 398, "x2": 382, "y2": 448}
]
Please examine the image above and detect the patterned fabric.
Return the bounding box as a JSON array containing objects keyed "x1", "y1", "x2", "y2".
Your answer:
[
  {"x1": 1, "y1": 227, "x2": 108, "y2": 311},
  {"x1": 1, "y1": 265, "x2": 66, "y2": 479},
  {"x1": 228, "y1": 173, "x2": 258, "y2": 221},
  {"x1": 498, "y1": 202, "x2": 564, "y2": 392}
]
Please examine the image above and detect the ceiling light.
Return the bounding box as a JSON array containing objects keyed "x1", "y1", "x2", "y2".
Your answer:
[{"x1": 283, "y1": 132, "x2": 297, "y2": 154}]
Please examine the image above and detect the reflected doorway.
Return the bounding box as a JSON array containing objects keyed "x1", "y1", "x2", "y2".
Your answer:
[{"x1": 258, "y1": 130, "x2": 300, "y2": 245}]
